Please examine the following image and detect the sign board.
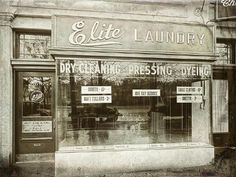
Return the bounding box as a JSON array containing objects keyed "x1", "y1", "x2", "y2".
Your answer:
[
  {"x1": 81, "y1": 86, "x2": 111, "y2": 94},
  {"x1": 22, "y1": 121, "x2": 52, "y2": 133},
  {"x1": 176, "y1": 87, "x2": 203, "y2": 95},
  {"x1": 132, "y1": 89, "x2": 160, "y2": 97},
  {"x1": 177, "y1": 95, "x2": 203, "y2": 103},
  {"x1": 217, "y1": 0, "x2": 236, "y2": 19},
  {"x1": 53, "y1": 16, "x2": 214, "y2": 56},
  {"x1": 81, "y1": 95, "x2": 112, "y2": 103}
]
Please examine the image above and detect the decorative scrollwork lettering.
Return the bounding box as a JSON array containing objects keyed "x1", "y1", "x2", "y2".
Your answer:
[
  {"x1": 221, "y1": 0, "x2": 236, "y2": 7},
  {"x1": 69, "y1": 20, "x2": 122, "y2": 46}
]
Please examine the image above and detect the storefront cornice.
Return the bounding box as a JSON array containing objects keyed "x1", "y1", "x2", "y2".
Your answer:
[
  {"x1": 9, "y1": 1, "x2": 189, "y2": 19},
  {"x1": 13, "y1": 14, "x2": 51, "y2": 19},
  {"x1": 11, "y1": 58, "x2": 55, "y2": 70},
  {"x1": 213, "y1": 64, "x2": 236, "y2": 70},
  {"x1": 49, "y1": 47, "x2": 216, "y2": 63},
  {"x1": 11, "y1": 8, "x2": 189, "y2": 23},
  {"x1": 10, "y1": 5, "x2": 186, "y2": 18},
  {"x1": 52, "y1": 14, "x2": 213, "y2": 26},
  {"x1": 0, "y1": 12, "x2": 15, "y2": 26}
]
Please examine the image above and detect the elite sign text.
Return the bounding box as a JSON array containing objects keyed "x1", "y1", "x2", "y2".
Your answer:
[{"x1": 54, "y1": 16, "x2": 214, "y2": 55}]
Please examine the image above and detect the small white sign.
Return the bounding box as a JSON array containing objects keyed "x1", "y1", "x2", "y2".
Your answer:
[
  {"x1": 81, "y1": 86, "x2": 111, "y2": 94},
  {"x1": 81, "y1": 95, "x2": 112, "y2": 104},
  {"x1": 132, "y1": 89, "x2": 160, "y2": 97},
  {"x1": 177, "y1": 95, "x2": 203, "y2": 103},
  {"x1": 22, "y1": 121, "x2": 52, "y2": 133},
  {"x1": 177, "y1": 87, "x2": 203, "y2": 94}
]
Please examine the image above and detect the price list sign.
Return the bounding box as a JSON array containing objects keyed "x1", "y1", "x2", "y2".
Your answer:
[{"x1": 176, "y1": 86, "x2": 203, "y2": 103}]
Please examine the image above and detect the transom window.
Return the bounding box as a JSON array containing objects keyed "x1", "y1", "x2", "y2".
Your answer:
[{"x1": 15, "y1": 32, "x2": 51, "y2": 59}]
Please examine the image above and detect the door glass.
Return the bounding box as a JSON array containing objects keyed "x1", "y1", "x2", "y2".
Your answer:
[{"x1": 23, "y1": 77, "x2": 52, "y2": 117}]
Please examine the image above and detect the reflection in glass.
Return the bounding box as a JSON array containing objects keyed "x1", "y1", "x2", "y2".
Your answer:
[
  {"x1": 23, "y1": 77, "x2": 52, "y2": 116},
  {"x1": 57, "y1": 60, "x2": 211, "y2": 148}
]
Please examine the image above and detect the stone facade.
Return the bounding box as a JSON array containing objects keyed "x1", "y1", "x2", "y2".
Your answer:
[{"x1": 0, "y1": 1, "x2": 14, "y2": 167}]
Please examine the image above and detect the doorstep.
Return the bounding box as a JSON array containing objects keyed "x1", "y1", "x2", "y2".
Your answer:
[{"x1": 15, "y1": 153, "x2": 55, "y2": 163}]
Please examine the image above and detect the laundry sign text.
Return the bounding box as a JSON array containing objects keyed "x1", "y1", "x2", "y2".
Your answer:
[
  {"x1": 54, "y1": 16, "x2": 214, "y2": 54},
  {"x1": 69, "y1": 20, "x2": 206, "y2": 47}
]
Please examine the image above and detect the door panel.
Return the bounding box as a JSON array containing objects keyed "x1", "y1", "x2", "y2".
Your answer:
[
  {"x1": 15, "y1": 72, "x2": 55, "y2": 155},
  {"x1": 228, "y1": 68, "x2": 236, "y2": 146}
]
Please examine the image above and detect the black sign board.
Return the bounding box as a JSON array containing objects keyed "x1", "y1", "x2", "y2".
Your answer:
[{"x1": 217, "y1": 0, "x2": 236, "y2": 20}]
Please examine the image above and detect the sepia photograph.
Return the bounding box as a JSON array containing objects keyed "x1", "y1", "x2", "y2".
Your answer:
[{"x1": 0, "y1": 0, "x2": 236, "y2": 176}]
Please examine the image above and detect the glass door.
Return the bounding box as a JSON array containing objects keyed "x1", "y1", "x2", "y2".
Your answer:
[{"x1": 15, "y1": 72, "x2": 55, "y2": 157}]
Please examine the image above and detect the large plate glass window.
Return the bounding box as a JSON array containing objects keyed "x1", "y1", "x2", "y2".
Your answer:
[{"x1": 56, "y1": 59, "x2": 211, "y2": 149}]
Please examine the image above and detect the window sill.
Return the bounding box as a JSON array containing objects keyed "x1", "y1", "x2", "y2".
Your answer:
[{"x1": 57, "y1": 142, "x2": 213, "y2": 153}]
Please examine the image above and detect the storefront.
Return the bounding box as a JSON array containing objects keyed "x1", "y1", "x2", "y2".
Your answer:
[
  {"x1": 49, "y1": 15, "x2": 215, "y2": 176},
  {"x1": 0, "y1": 0, "x2": 227, "y2": 176}
]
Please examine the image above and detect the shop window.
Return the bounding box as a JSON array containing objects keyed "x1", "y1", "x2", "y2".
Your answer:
[
  {"x1": 56, "y1": 59, "x2": 211, "y2": 148},
  {"x1": 212, "y1": 80, "x2": 229, "y2": 133},
  {"x1": 15, "y1": 32, "x2": 51, "y2": 59},
  {"x1": 216, "y1": 39, "x2": 236, "y2": 64}
]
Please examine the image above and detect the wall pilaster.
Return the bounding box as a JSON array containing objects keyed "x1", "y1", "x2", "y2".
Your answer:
[{"x1": 0, "y1": 11, "x2": 14, "y2": 167}]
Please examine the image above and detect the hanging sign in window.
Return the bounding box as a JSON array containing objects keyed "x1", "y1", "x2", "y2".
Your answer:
[
  {"x1": 132, "y1": 89, "x2": 160, "y2": 97},
  {"x1": 177, "y1": 87, "x2": 203, "y2": 95},
  {"x1": 177, "y1": 95, "x2": 203, "y2": 103},
  {"x1": 81, "y1": 86, "x2": 111, "y2": 94},
  {"x1": 81, "y1": 95, "x2": 112, "y2": 104}
]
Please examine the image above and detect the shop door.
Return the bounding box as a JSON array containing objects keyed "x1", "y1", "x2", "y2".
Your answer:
[
  {"x1": 213, "y1": 68, "x2": 236, "y2": 147},
  {"x1": 228, "y1": 68, "x2": 236, "y2": 146},
  {"x1": 15, "y1": 72, "x2": 55, "y2": 155}
]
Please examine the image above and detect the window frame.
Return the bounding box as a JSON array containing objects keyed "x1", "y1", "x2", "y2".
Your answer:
[
  {"x1": 56, "y1": 58, "x2": 212, "y2": 148},
  {"x1": 13, "y1": 29, "x2": 51, "y2": 60},
  {"x1": 216, "y1": 38, "x2": 236, "y2": 65}
]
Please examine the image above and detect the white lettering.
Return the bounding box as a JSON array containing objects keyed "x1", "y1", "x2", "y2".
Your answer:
[
  {"x1": 187, "y1": 33, "x2": 195, "y2": 45},
  {"x1": 221, "y1": 0, "x2": 236, "y2": 6},
  {"x1": 69, "y1": 21, "x2": 122, "y2": 46},
  {"x1": 145, "y1": 31, "x2": 154, "y2": 42},
  {"x1": 135, "y1": 30, "x2": 205, "y2": 46},
  {"x1": 197, "y1": 34, "x2": 205, "y2": 45},
  {"x1": 134, "y1": 29, "x2": 142, "y2": 42}
]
